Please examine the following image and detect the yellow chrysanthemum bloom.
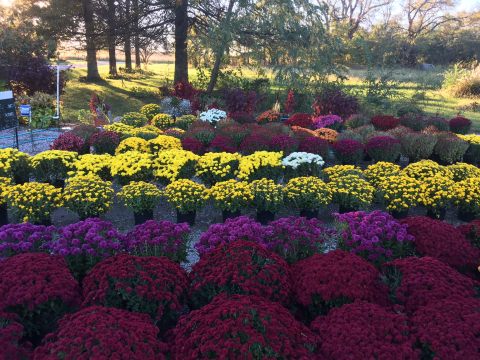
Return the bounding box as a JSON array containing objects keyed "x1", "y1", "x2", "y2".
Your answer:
[
  {"x1": 457, "y1": 134, "x2": 480, "y2": 145},
  {"x1": 208, "y1": 179, "x2": 253, "y2": 212},
  {"x1": 148, "y1": 135, "x2": 182, "y2": 154},
  {"x1": 68, "y1": 154, "x2": 113, "y2": 180},
  {"x1": 116, "y1": 137, "x2": 150, "y2": 154},
  {"x1": 418, "y1": 174, "x2": 455, "y2": 215},
  {"x1": 195, "y1": 152, "x2": 241, "y2": 186},
  {"x1": 452, "y1": 177, "x2": 480, "y2": 216},
  {"x1": 447, "y1": 162, "x2": 480, "y2": 182},
  {"x1": 0, "y1": 148, "x2": 31, "y2": 180},
  {"x1": 328, "y1": 175, "x2": 375, "y2": 211},
  {"x1": 250, "y1": 178, "x2": 284, "y2": 213},
  {"x1": 118, "y1": 181, "x2": 162, "y2": 213},
  {"x1": 284, "y1": 177, "x2": 331, "y2": 211},
  {"x1": 31, "y1": 150, "x2": 77, "y2": 183},
  {"x1": 151, "y1": 113, "x2": 175, "y2": 130},
  {"x1": 364, "y1": 162, "x2": 401, "y2": 188},
  {"x1": 0, "y1": 176, "x2": 13, "y2": 206},
  {"x1": 402, "y1": 160, "x2": 452, "y2": 181},
  {"x1": 237, "y1": 151, "x2": 283, "y2": 181},
  {"x1": 164, "y1": 179, "x2": 208, "y2": 214},
  {"x1": 111, "y1": 151, "x2": 153, "y2": 184},
  {"x1": 323, "y1": 165, "x2": 363, "y2": 181},
  {"x1": 152, "y1": 149, "x2": 199, "y2": 184},
  {"x1": 378, "y1": 175, "x2": 421, "y2": 212}
]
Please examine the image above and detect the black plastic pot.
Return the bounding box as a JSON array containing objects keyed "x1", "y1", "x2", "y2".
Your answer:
[
  {"x1": 0, "y1": 203, "x2": 8, "y2": 226},
  {"x1": 457, "y1": 208, "x2": 477, "y2": 222},
  {"x1": 390, "y1": 209, "x2": 409, "y2": 219},
  {"x1": 338, "y1": 205, "x2": 356, "y2": 214},
  {"x1": 256, "y1": 210, "x2": 275, "y2": 225},
  {"x1": 300, "y1": 209, "x2": 319, "y2": 219},
  {"x1": 427, "y1": 207, "x2": 446, "y2": 220},
  {"x1": 50, "y1": 179, "x2": 65, "y2": 189},
  {"x1": 134, "y1": 209, "x2": 154, "y2": 225},
  {"x1": 222, "y1": 210, "x2": 241, "y2": 222},
  {"x1": 177, "y1": 210, "x2": 196, "y2": 226}
]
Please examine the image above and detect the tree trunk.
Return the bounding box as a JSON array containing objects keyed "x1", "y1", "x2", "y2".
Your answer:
[
  {"x1": 82, "y1": 0, "x2": 100, "y2": 81},
  {"x1": 133, "y1": 0, "x2": 141, "y2": 69},
  {"x1": 107, "y1": 0, "x2": 117, "y2": 76},
  {"x1": 174, "y1": 0, "x2": 189, "y2": 83},
  {"x1": 206, "y1": 0, "x2": 236, "y2": 94},
  {"x1": 124, "y1": 0, "x2": 132, "y2": 72}
]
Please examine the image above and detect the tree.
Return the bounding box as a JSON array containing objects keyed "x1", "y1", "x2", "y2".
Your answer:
[
  {"x1": 82, "y1": 0, "x2": 101, "y2": 80},
  {"x1": 174, "y1": 0, "x2": 189, "y2": 83}
]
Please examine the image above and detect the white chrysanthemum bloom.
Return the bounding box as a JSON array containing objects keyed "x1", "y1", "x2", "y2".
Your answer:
[
  {"x1": 199, "y1": 108, "x2": 227, "y2": 124},
  {"x1": 282, "y1": 152, "x2": 325, "y2": 169}
]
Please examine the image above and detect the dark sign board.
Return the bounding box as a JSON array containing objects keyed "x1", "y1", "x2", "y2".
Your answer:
[{"x1": 0, "y1": 91, "x2": 19, "y2": 131}]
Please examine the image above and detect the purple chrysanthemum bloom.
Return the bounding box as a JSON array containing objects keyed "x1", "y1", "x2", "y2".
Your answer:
[{"x1": 0, "y1": 223, "x2": 56, "y2": 260}]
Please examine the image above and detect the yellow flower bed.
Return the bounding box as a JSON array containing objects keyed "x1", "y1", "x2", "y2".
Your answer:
[
  {"x1": 69, "y1": 154, "x2": 113, "y2": 180},
  {"x1": 110, "y1": 151, "x2": 153, "y2": 184},
  {"x1": 250, "y1": 178, "x2": 284, "y2": 212},
  {"x1": 195, "y1": 152, "x2": 241, "y2": 185},
  {"x1": 284, "y1": 177, "x2": 331, "y2": 211},
  {"x1": 31, "y1": 150, "x2": 77, "y2": 182},
  {"x1": 402, "y1": 160, "x2": 452, "y2": 181},
  {"x1": 453, "y1": 177, "x2": 480, "y2": 215},
  {"x1": 364, "y1": 162, "x2": 401, "y2": 187},
  {"x1": 209, "y1": 179, "x2": 253, "y2": 212},
  {"x1": 148, "y1": 135, "x2": 182, "y2": 154},
  {"x1": 127, "y1": 125, "x2": 163, "y2": 140},
  {"x1": 116, "y1": 137, "x2": 150, "y2": 154},
  {"x1": 164, "y1": 179, "x2": 208, "y2": 214},
  {"x1": 418, "y1": 174, "x2": 455, "y2": 214},
  {"x1": 63, "y1": 175, "x2": 114, "y2": 219},
  {"x1": 328, "y1": 175, "x2": 375, "y2": 210},
  {"x1": 457, "y1": 134, "x2": 480, "y2": 145},
  {"x1": 6, "y1": 182, "x2": 62, "y2": 224},
  {"x1": 378, "y1": 175, "x2": 421, "y2": 212},
  {"x1": 0, "y1": 148, "x2": 30, "y2": 180},
  {"x1": 0, "y1": 177, "x2": 13, "y2": 205},
  {"x1": 152, "y1": 149, "x2": 199, "y2": 184},
  {"x1": 151, "y1": 113, "x2": 175, "y2": 130},
  {"x1": 323, "y1": 165, "x2": 363, "y2": 181},
  {"x1": 118, "y1": 181, "x2": 162, "y2": 213},
  {"x1": 237, "y1": 151, "x2": 283, "y2": 181},
  {"x1": 447, "y1": 162, "x2": 480, "y2": 182},
  {"x1": 104, "y1": 123, "x2": 135, "y2": 137}
]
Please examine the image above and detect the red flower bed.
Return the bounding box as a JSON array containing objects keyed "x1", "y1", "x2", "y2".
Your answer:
[
  {"x1": 50, "y1": 132, "x2": 86, "y2": 153},
  {"x1": 181, "y1": 137, "x2": 206, "y2": 155},
  {"x1": 371, "y1": 115, "x2": 400, "y2": 131},
  {"x1": 82, "y1": 254, "x2": 188, "y2": 328},
  {"x1": 34, "y1": 306, "x2": 168, "y2": 359},
  {"x1": 410, "y1": 296, "x2": 480, "y2": 359},
  {"x1": 383, "y1": 256, "x2": 478, "y2": 314},
  {"x1": 292, "y1": 250, "x2": 389, "y2": 317},
  {"x1": 298, "y1": 136, "x2": 330, "y2": 157},
  {"x1": 401, "y1": 216, "x2": 480, "y2": 275},
  {"x1": 268, "y1": 134, "x2": 298, "y2": 154},
  {"x1": 311, "y1": 301, "x2": 417, "y2": 359},
  {"x1": 449, "y1": 116, "x2": 472, "y2": 134},
  {"x1": 209, "y1": 135, "x2": 238, "y2": 153},
  {"x1": 332, "y1": 139, "x2": 364, "y2": 164},
  {"x1": 189, "y1": 241, "x2": 291, "y2": 308},
  {"x1": 285, "y1": 113, "x2": 312, "y2": 128},
  {"x1": 239, "y1": 134, "x2": 270, "y2": 154},
  {"x1": 458, "y1": 219, "x2": 480, "y2": 249},
  {"x1": 0, "y1": 311, "x2": 31, "y2": 360},
  {"x1": 0, "y1": 253, "x2": 80, "y2": 345},
  {"x1": 171, "y1": 294, "x2": 318, "y2": 359}
]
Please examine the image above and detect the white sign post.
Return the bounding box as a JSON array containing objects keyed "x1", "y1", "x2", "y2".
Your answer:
[{"x1": 50, "y1": 64, "x2": 71, "y2": 123}]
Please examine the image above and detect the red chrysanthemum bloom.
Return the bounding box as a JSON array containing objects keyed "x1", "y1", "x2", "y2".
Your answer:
[
  {"x1": 190, "y1": 241, "x2": 291, "y2": 308},
  {"x1": 209, "y1": 135, "x2": 238, "y2": 153},
  {"x1": 458, "y1": 219, "x2": 480, "y2": 249},
  {"x1": 285, "y1": 113, "x2": 313, "y2": 128},
  {"x1": 50, "y1": 132, "x2": 85, "y2": 153},
  {"x1": 0, "y1": 311, "x2": 31, "y2": 360},
  {"x1": 0, "y1": 253, "x2": 80, "y2": 345},
  {"x1": 449, "y1": 116, "x2": 472, "y2": 134},
  {"x1": 292, "y1": 250, "x2": 389, "y2": 318},
  {"x1": 298, "y1": 136, "x2": 330, "y2": 157},
  {"x1": 34, "y1": 306, "x2": 168, "y2": 359},
  {"x1": 410, "y1": 296, "x2": 480, "y2": 359},
  {"x1": 383, "y1": 256, "x2": 478, "y2": 314},
  {"x1": 82, "y1": 254, "x2": 188, "y2": 329},
  {"x1": 402, "y1": 216, "x2": 480, "y2": 276},
  {"x1": 268, "y1": 134, "x2": 298, "y2": 154},
  {"x1": 181, "y1": 137, "x2": 206, "y2": 155},
  {"x1": 311, "y1": 301, "x2": 418, "y2": 360},
  {"x1": 171, "y1": 294, "x2": 318, "y2": 359},
  {"x1": 371, "y1": 115, "x2": 400, "y2": 130}
]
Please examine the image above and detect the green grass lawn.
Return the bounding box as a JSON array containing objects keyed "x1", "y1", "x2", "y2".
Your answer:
[{"x1": 62, "y1": 63, "x2": 480, "y2": 132}]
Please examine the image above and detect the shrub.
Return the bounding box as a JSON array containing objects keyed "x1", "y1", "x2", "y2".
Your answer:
[
  {"x1": 328, "y1": 175, "x2": 375, "y2": 211},
  {"x1": 120, "y1": 112, "x2": 148, "y2": 127},
  {"x1": 184, "y1": 121, "x2": 216, "y2": 145},
  {"x1": 49, "y1": 218, "x2": 125, "y2": 280},
  {"x1": 50, "y1": 132, "x2": 85, "y2": 153},
  {"x1": 175, "y1": 114, "x2": 197, "y2": 130},
  {"x1": 410, "y1": 297, "x2": 480, "y2": 360},
  {"x1": 117, "y1": 181, "x2": 162, "y2": 214},
  {"x1": 382, "y1": 256, "x2": 477, "y2": 313},
  {"x1": 298, "y1": 137, "x2": 330, "y2": 158},
  {"x1": 89, "y1": 131, "x2": 120, "y2": 155},
  {"x1": 363, "y1": 161, "x2": 401, "y2": 187},
  {"x1": 139, "y1": 103, "x2": 161, "y2": 121},
  {"x1": 147, "y1": 135, "x2": 182, "y2": 154},
  {"x1": 0, "y1": 253, "x2": 80, "y2": 344},
  {"x1": 344, "y1": 114, "x2": 370, "y2": 129},
  {"x1": 62, "y1": 175, "x2": 114, "y2": 219},
  {"x1": 292, "y1": 250, "x2": 389, "y2": 317},
  {"x1": 396, "y1": 102, "x2": 423, "y2": 117},
  {"x1": 228, "y1": 110, "x2": 256, "y2": 124},
  {"x1": 171, "y1": 294, "x2": 318, "y2": 358},
  {"x1": 453, "y1": 177, "x2": 480, "y2": 219},
  {"x1": 224, "y1": 88, "x2": 257, "y2": 114},
  {"x1": 164, "y1": 179, "x2": 208, "y2": 214},
  {"x1": 103, "y1": 122, "x2": 135, "y2": 138},
  {"x1": 69, "y1": 154, "x2": 112, "y2": 180},
  {"x1": 336, "y1": 211, "x2": 415, "y2": 266},
  {"x1": 264, "y1": 216, "x2": 338, "y2": 264},
  {"x1": 30, "y1": 150, "x2": 77, "y2": 183},
  {"x1": 195, "y1": 152, "x2": 241, "y2": 185},
  {"x1": 249, "y1": 178, "x2": 284, "y2": 213},
  {"x1": 284, "y1": 177, "x2": 331, "y2": 212},
  {"x1": 448, "y1": 162, "x2": 480, "y2": 181},
  {"x1": 190, "y1": 241, "x2": 291, "y2": 308},
  {"x1": 239, "y1": 134, "x2": 271, "y2": 154},
  {"x1": 365, "y1": 136, "x2": 401, "y2": 162},
  {"x1": 34, "y1": 306, "x2": 168, "y2": 359},
  {"x1": 371, "y1": 115, "x2": 400, "y2": 131},
  {"x1": 0, "y1": 149, "x2": 31, "y2": 182},
  {"x1": 449, "y1": 116, "x2": 472, "y2": 134},
  {"x1": 285, "y1": 113, "x2": 313, "y2": 128},
  {"x1": 457, "y1": 134, "x2": 480, "y2": 165},
  {"x1": 152, "y1": 149, "x2": 198, "y2": 184},
  {"x1": 128, "y1": 126, "x2": 162, "y2": 140},
  {"x1": 433, "y1": 135, "x2": 469, "y2": 164},
  {"x1": 401, "y1": 216, "x2": 479, "y2": 275},
  {"x1": 181, "y1": 137, "x2": 206, "y2": 154},
  {"x1": 312, "y1": 87, "x2": 359, "y2": 119},
  {"x1": 82, "y1": 254, "x2": 188, "y2": 327},
  {"x1": 151, "y1": 113, "x2": 175, "y2": 130},
  {"x1": 401, "y1": 159, "x2": 451, "y2": 181},
  {"x1": 209, "y1": 135, "x2": 238, "y2": 153},
  {"x1": 282, "y1": 152, "x2": 325, "y2": 178},
  {"x1": 125, "y1": 220, "x2": 190, "y2": 262},
  {"x1": 323, "y1": 164, "x2": 363, "y2": 180},
  {"x1": 209, "y1": 180, "x2": 253, "y2": 213},
  {"x1": 110, "y1": 151, "x2": 153, "y2": 184},
  {"x1": 418, "y1": 174, "x2": 455, "y2": 217},
  {"x1": 311, "y1": 301, "x2": 417, "y2": 359},
  {"x1": 5, "y1": 182, "x2": 62, "y2": 224},
  {"x1": 424, "y1": 116, "x2": 449, "y2": 131},
  {"x1": 0, "y1": 311, "x2": 31, "y2": 359},
  {"x1": 0, "y1": 223, "x2": 55, "y2": 260},
  {"x1": 332, "y1": 139, "x2": 364, "y2": 164}
]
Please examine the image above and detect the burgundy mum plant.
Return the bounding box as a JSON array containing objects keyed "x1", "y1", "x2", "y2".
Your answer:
[
  {"x1": 171, "y1": 294, "x2": 318, "y2": 359},
  {"x1": 292, "y1": 250, "x2": 389, "y2": 318},
  {"x1": 82, "y1": 254, "x2": 188, "y2": 328},
  {"x1": 181, "y1": 137, "x2": 206, "y2": 155},
  {"x1": 382, "y1": 256, "x2": 478, "y2": 314},
  {"x1": 285, "y1": 113, "x2": 313, "y2": 128},
  {"x1": 50, "y1": 132, "x2": 86, "y2": 153},
  {"x1": 125, "y1": 220, "x2": 190, "y2": 262},
  {"x1": 0, "y1": 253, "x2": 80, "y2": 345},
  {"x1": 365, "y1": 136, "x2": 401, "y2": 162},
  {"x1": 89, "y1": 131, "x2": 120, "y2": 155},
  {"x1": 0, "y1": 223, "x2": 56, "y2": 260},
  {"x1": 332, "y1": 139, "x2": 364, "y2": 164},
  {"x1": 0, "y1": 311, "x2": 31, "y2": 360},
  {"x1": 311, "y1": 301, "x2": 417, "y2": 360},
  {"x1": 298, "y1": 136, "x2": 330, "y2": 158},
  {"x1": 449, "y1": 116, "x2": 472, "y2": 134},
  {"x1": 336, "y1": 211, "x2": 415, "y2": 266},
  {"x1": 371, "y1": 115, "x2": 400, "y2": 131},
  {"x1": 190, "y1": 241, "x2": 291, "y2": 308},
  {"x1": 34, "y1": 306, "x2": 168, "y2": 360},
  {"x1": 458, "y1": 219, "x2": 480, "y2": 249}
]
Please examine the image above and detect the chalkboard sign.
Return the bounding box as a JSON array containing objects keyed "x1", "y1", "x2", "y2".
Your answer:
[{"x1": 0, "y1": 91, "x2": 19, "y2": 131}]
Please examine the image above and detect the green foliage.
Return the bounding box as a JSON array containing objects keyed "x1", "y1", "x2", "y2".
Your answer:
[
  {"x1": 121, "y1": 112, "x2": 148, "y2": 127},
  {"x1": 139, "y1": 104, "x2": 161, "y2": 121}
]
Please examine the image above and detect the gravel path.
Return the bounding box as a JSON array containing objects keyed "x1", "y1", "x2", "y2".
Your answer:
[{"x1": 0, "y1": 127, "x2": 69, "y2": 155}]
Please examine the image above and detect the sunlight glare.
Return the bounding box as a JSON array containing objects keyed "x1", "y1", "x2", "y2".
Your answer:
[{"x1": 0, "y1": 0, "x2": 13, "y2": 7}]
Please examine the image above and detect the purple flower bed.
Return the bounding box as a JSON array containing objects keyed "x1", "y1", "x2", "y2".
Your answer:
[
  {"x1": 313, "y1": 115, "x2": 343, "y2": 130},
  {"x1": 125, "y1": 220, "x2": 190, "y2": 262},
  {"x1": 0, "y1": 223, "x2": 56, "y2": 260},
  {"x1": 335, "y1": 211, "x2": 415, "y2": 265},
  {"x1": 195, "y1": 216, "x2": 271, "y2": 256},
  {"x1": 264, "y1": 217, "x2": 338, "y2": 264}
]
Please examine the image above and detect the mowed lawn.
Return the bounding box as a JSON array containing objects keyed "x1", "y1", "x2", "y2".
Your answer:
[{"x1": 62, "y1": 62, "x2": 480, "y2": 132}]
